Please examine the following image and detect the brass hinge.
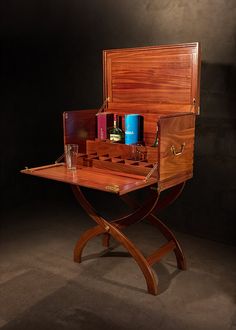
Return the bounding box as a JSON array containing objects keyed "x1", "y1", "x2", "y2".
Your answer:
[{"x1": 105, "y1": 184, "x2": 119, "y2": 193}]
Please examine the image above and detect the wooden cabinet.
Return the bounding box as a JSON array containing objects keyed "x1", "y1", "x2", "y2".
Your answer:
[
  {"x1": 22, "y1": 42, "x2": 201, "y2": 196},
  {"x1": 21, "y1": 42, "x2": 201, "y2": 295}
]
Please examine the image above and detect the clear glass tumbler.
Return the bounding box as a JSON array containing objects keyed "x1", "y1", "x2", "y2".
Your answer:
[{"x1": 64, "y1": 144, "x2": 78, "y2": 170}]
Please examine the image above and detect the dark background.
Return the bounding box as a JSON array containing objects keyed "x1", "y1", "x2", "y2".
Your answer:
[{"x1": 1, "y1": 0, "x2": 235, "y2": 245}]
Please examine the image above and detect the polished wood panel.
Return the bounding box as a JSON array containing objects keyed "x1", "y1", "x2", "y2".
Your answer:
[
  {"x1": 21, "y1": 164, "x2": 157, "y2": 195},
  {"x1": 103, "y1": 42, "x2": 201, "y2": 114},
  {"x1": 63, "y1": 109, "x2": 97, "y2": 153},
  {"x1": 111, "y1": 54, "x2": 192, "y2": 104},
  {"x1": 108, "y1": 103, "x2": 194, "y2": 114},
  {"x1": 158, "y1": 113, "x2": 195, "y2": 190}
]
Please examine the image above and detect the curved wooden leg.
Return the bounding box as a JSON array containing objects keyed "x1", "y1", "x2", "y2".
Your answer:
[
  {"x1": 148, "y1": 183, "x2": 186, "y2": 270},
  {"x1": 71, "y1": 185, "x2": 160, "y2": 295},
  {"x1": 75, "y1": 223, "x2": 158, "y2": 294},
  {"x1": 119, "y1": 183, "x2": 187, "y2": 270},
  {"x1": 153, "y1": 182, "x2": 185, "y2": 213},
  {"x1": 102, "y1": 189, "x2": 159, "y2": 248},
  {"x1": 74, "y1": 225, "x2": 106, "y2": 262},
  {"x1": 147, "y1": 214, "x2": 186, "y2": 270},
  {"x1": 114, "y1": 182, "x2": 185, "y2": 229},
  {"x1": 102, "y1": 233, "x2": 111, "y2": 247},
  {"x1": 71, "y1": 183, "x2": 187, "y2": 294},
  {"x1": 111, "y1": 187, "x2": 160, "y2": 229},
  {"x1": 108, "y1": 223, "x2": 158, "y2": 295}
]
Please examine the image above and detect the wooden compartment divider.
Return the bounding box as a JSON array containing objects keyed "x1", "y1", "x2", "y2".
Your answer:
[
  {"x1": 81, "y1": 139, "x2": 159, "y2": 179},
  {"x1": 74, "y1": 144, "x2": 158, "y2": 179}
]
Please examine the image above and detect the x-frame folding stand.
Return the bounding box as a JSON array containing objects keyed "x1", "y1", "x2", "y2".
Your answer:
[{"x1": 72, "y1": 182, "x2": 186, "y2": 295}]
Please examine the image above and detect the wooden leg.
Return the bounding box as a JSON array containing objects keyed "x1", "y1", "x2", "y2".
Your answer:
[
  {"x1": 146, "y1": 214, "x2": 186, "y2": 270},
  {"x1": 102, "y1": 233, "x2": 111, "y2": 247},
  {"x1": 74, "y1": 225, "x2": 105, "y2": 263},
  {"x1": 74, "y1": 222, "x2": 158, "y2": 294},
  {"x1": 153, "y1": 182, "x2": 185, "y2": 213},
  {"x1": 108, "y1": 222, "x2": 158, "y2": 295},
  {"x1": 110, "y1": 186, "x2": 160, "y2": 229},
  {"x1": 118, "y1": 182, "x2": 185, "y2": 216},
  {"x1": 119, "y1": 183, "x2": 187, "y2": 270},
  {"x1": 149, "y1": 183, "x2": 186, "y2": 270},
  {"x1": 71, "y1": 185, "x2": 160, "y2": 295},
  {"x1": 71, "y1": 184, "x2": 186, "y2": 294}
]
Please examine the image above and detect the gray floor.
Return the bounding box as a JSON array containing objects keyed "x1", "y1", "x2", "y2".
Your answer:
[{"x1": 1, "y1": 200, "x2": 236, "y2": 330}]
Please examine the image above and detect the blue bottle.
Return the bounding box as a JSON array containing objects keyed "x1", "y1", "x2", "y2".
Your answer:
[{"x1": 125, "y1": 114, "x2": 139, "y2": 145}]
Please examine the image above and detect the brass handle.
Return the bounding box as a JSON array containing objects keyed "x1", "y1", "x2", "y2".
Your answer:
[{"x1": 171, "y1": 143, "x2": 185, "y2": 156}]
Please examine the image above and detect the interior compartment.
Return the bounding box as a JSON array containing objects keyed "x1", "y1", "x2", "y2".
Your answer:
[{"x1": 22, "y1": 42, "x2": 201, "y2": 195}]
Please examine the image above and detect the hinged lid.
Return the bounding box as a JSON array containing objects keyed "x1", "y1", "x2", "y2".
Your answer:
[{"x1": 103, "y1": 42, "x2": 201, "y2": 114}]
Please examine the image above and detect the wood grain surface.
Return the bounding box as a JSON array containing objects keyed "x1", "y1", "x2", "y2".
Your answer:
[
  {"x1": 158, "y1": 113, "x2": 195, "y2": 190},
  {"x1": 63, "y1": 109, "x2": 97, "y2": 153},
  {"x1": 21, "y1": 164, "x2": 157, "y2": 195},
  {"x1": 103, "y1": 42, "x2": 201, "y2": 114}
]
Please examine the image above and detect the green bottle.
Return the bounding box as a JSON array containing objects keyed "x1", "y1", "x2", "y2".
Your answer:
[{"x1": 109, "y1": 114, "x2": 124, "y2": 142}]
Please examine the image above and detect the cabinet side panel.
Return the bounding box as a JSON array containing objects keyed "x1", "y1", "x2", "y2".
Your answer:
[
  {"x1": 63, "y1": 109, "x2": 97, "y2": 153},
  {"x1": 158, "y1": 114, "x2": 195, "y2": 190}
]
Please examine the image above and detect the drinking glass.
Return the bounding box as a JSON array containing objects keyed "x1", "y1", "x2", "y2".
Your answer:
[{"x1": 64, "y1": 144, "x2": 78, "y2": 170}]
